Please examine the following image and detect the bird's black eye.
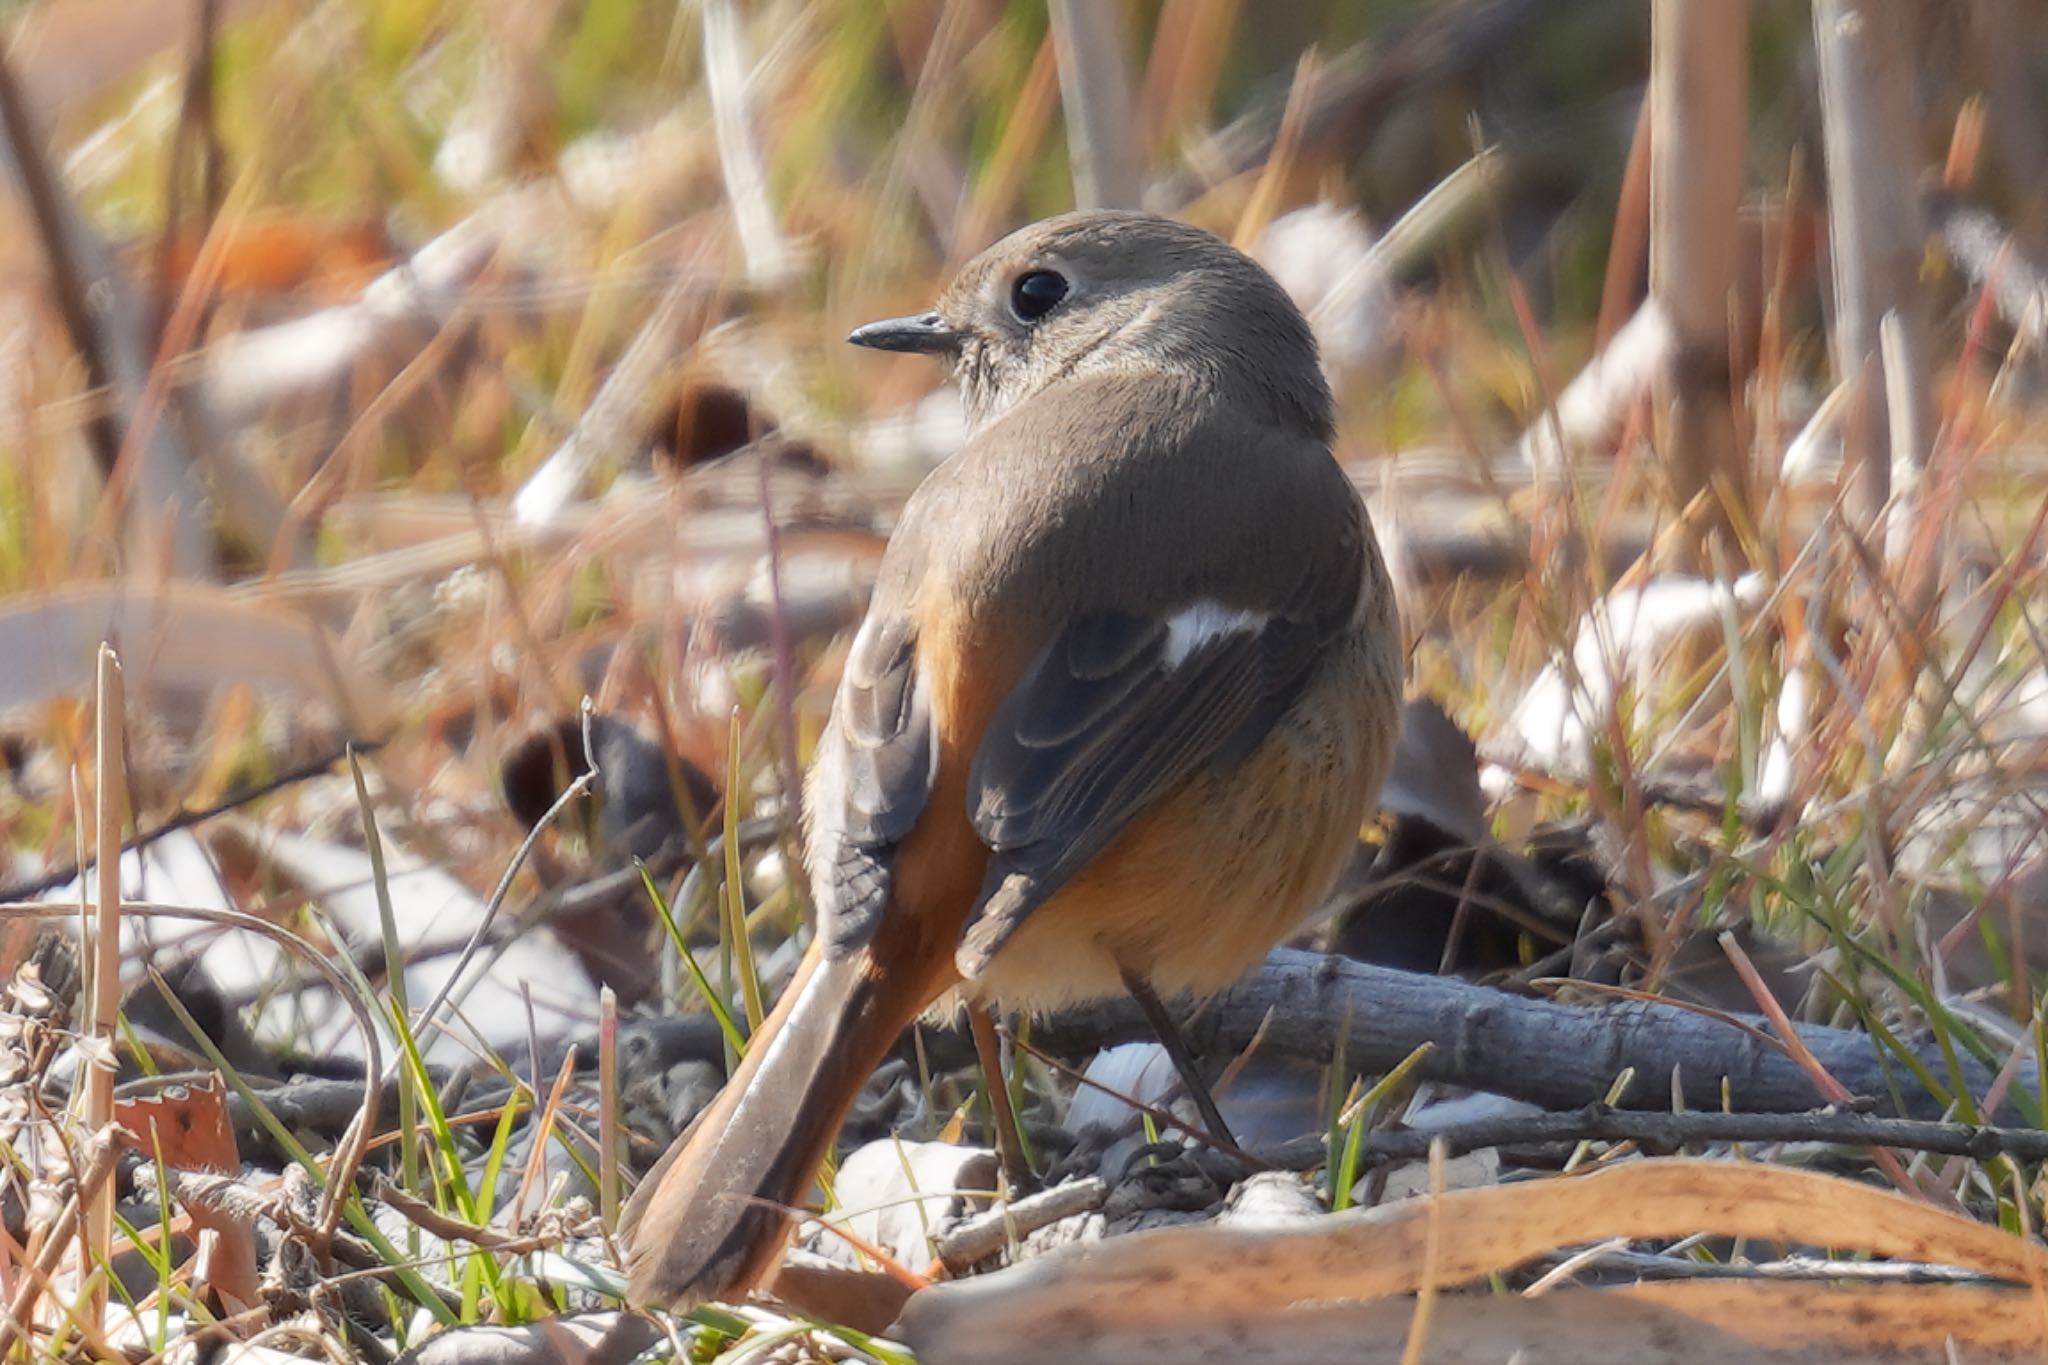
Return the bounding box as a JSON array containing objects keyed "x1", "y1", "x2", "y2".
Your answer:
[{"x1": 1009, "y1": 269, "x2": 1069, "y2": 323}]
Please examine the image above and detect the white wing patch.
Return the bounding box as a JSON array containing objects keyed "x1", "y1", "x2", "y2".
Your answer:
[{"x1": 1161, "y1": 600, "x2": 1266, "y2": 668}]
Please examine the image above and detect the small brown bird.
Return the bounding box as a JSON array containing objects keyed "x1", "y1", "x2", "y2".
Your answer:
[{"x1": 624, "y1": 210, "x2": 1403, "y2": 1310}]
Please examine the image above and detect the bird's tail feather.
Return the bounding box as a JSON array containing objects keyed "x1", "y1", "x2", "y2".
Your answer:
[{"x1": 622, "y1": 941, "x2": 926, "y2": 1310}]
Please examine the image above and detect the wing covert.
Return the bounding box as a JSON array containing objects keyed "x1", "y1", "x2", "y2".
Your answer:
[{"x1": 959, "y1": 558, "x2": 1357, "y2": 975}]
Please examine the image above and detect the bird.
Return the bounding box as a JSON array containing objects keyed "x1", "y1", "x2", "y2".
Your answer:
[{"x1": 623, "y1": 209, "x2": 1404, "y2": 1312}]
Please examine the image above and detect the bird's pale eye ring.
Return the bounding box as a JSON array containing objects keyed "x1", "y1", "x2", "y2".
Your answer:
[{"x1": 1009, "y1": 269, "x2": 1069, "y2": 323}]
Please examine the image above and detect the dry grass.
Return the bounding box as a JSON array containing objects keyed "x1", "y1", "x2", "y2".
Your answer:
[{"x1": 0, "y1": 0, "x2": 2046, "y2": 1360}]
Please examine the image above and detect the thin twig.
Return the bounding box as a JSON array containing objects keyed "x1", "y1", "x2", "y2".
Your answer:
[
  {"x1": 1257, "y1": 1103, "x2": 2048, "y2": 1171},
  {"x1": 405, "y1": 704, "x2": 600, "y2": 1053},
  {"x1": 701, "y1": 0, "x2": 792, "y2": 283},
  {"x1": 932, "y1": 1177, "x2": 1110, "y2": 1273},
  {"x1": 0, "y1": 46, "x2": 122, "y2": 482},
  {"x1": 1647, "y1": 0, "x2": 1748, "y2": 546},
  {"x1": 1535, "y1": 1243, "x2": 2008, "y2": 1285},
  {"x1": 1478, "y1": 742, "x2": 1786, "y2": 830},
  {"x1": 150, "y1": 0, "x2": 224, "y2": 340}
]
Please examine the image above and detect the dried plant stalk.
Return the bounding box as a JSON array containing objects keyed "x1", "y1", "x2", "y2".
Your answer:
[
  {"x1": 1648, "y1": 0, "x2": 1749, "y2": 550},
  {"x1": 84, "y1": 645, "x2": 124, "y2": 1329},
  {"x1": 1049, "y1": 0, "x2": 1140, "y2": 210},
  {"x1": 1813, "y1": 0, "x2": 1933, "y2": 536}
]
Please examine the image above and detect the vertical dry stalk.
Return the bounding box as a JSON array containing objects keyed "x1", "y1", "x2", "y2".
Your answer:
[
  {"x1": 1813, "y1": 0, "x2": 1933, "y2": 538},
  {"x1": 1231, "y1": 51, "x2": 1319, "y2": 251},
  {"x1": 0, "y1": 49, "x2": 217, "y2": 581},
  {"x1": 702, "y1": 0, "x2": 791, "y2": 285},
  {"x1": 0, "y1": 43, "x2": 121, "y2": 487},
  {"x1": 85, "y1": 645, "x2": 124, "y2": 1330},
  {"x1": 955, "y1": 33, "x2": 1061, "y2": 259},
  {"x1": 599, "y1": 985, "x2": 620, "y2": 1230},
  {"x1": 1647, "y1": 0, "x2": 1749, "y2": 553},
  {"x1": 151, "y1": 0, "x2": 226, "y2": 338},
  {"x1": 1145, "y1": 0, "x2": 1243, "y2": 159},
  {"x1": 1877, "y1": 310, "x2": 1930, "y2": 565},
  {"x1": 1049, "y1": 0, "x2": 1140, "y2": 210},
  {"x1": 511, "y1": 1046, "x2": 580, "y2": 1224},
  {"x1": 1596, "y1": 94, "x2": 1655, "y2": 349}
]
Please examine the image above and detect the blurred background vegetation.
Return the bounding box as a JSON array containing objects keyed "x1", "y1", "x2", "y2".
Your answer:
[{"x1": 4, "y1": 0, "x2": 2048, "y2": 1358}]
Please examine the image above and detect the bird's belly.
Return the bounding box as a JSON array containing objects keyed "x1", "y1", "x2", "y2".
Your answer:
[{"x1": 963, "y1": 626, "x2": 1400, "y2": 1013}]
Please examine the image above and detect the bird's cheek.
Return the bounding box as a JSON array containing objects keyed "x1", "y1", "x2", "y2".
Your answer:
[{"x1": 956, "y1": 365, "x2": 1002, "y2": 431}]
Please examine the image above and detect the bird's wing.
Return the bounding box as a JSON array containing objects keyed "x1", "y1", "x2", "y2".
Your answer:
[
  {"x1": 809, "y1": 610, "x2": 936, "y2": 955},
  {"x1": 959, "y1": 531, "x2": 1363, "y2": 977}
]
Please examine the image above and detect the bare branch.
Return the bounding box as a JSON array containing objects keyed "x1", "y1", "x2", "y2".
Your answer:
[{"x1": 1032, "y1": 948, "x2": 2026, "y2": 1122}]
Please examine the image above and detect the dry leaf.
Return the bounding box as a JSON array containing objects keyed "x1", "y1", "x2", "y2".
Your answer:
[
  {"x1": 114, "y1": 1074, "x2": 237, "y2": 1173},
  {"x1": 144, "y1": 214, "x2": 391, "y2": 301}
]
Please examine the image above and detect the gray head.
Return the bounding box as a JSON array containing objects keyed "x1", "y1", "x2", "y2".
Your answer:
[{"x1": 849, "y1": 211, "x2": 1332, "y2": 443}]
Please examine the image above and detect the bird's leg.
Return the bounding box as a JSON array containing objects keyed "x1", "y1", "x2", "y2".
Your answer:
[
  {"x1": 1119, "y1": 968, "x2": 1238, "y2": 1150},
  {"x1": 969, "y1": 1005, "x2": 1037, "y2": 1197}
]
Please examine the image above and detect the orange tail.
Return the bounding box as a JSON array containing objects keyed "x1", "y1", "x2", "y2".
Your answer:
[{"x1": 622, "y1": 940, "x2": 940, "y2": 1309}]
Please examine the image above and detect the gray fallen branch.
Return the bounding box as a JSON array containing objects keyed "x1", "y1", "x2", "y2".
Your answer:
[{"x1": 1032, "y1": 948, "x2": 2030, "y2": 1122}]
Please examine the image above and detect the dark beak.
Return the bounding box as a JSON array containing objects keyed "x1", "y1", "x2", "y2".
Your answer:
[{"x1": 847, "y1": 310, "x2": 960, "y2": 355}]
